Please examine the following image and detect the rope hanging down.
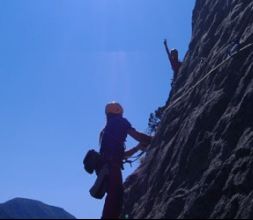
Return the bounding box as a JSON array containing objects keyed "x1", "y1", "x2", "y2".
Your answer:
[{"x1": 164, "y1": 42, "x2": 253, "y2": 114}]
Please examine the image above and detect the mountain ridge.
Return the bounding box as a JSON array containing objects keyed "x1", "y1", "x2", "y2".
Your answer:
[{"x1": 0, "y1": 198, "x2": 75, "y2": 219}]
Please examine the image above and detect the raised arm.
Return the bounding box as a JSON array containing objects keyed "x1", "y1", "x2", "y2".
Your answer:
[{"x1": 164, "y1": 39, "x2": 171, "y2": 58}]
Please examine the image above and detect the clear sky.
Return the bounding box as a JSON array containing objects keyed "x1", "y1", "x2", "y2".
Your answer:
[{"x1": 0, "y1": 0, "x2": 195, "y2": 218}]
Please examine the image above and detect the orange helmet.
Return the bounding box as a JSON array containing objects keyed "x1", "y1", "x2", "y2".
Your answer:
[
  {"x1": 105, "y1": 102, "x2": 124, "y2": 115},
  {"x1": 171, "y1": 49, "x2": 178, "y2": 56}
]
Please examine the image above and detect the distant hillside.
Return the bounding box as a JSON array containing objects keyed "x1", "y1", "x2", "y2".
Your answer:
[{"x1": 0, "y1": 198, "x2": 75, "y2": 219}]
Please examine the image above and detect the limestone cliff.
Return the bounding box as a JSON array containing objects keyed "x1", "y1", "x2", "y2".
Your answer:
[{"x1": 123, "y1": 0, "x2": 253, "y2": 218}]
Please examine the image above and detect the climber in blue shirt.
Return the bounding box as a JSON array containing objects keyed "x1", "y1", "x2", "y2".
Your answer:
[{"x1": 100, "y1": 102, "x2": 152, "y2": 219}]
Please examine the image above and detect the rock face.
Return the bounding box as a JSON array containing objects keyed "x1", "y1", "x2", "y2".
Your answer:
[
  {"x1": 123, "y1": 0, "x2": 253, "y2": 219},
  {"x1": 0, "y1": 198, "x2": 76, "y2": 219}
]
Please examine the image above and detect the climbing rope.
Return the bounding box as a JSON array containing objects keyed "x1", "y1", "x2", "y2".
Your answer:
[
  {"x1": 130, "y1": 42, "x2": 253, "y2": 166},
  {"x1": 124, "y1": 151, "x2": 146, "y2": 167},
  {"x1": 163, "y1": 42, "x2": 253, "y2": 114}
]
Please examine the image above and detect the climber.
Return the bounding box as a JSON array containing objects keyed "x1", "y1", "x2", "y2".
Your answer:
[
  {"x1": 100, "y1": 102, "x2": 152, "y2": 219},
  {"x1": 164, "y1": 39, "x2": 182, "y2": 87}
]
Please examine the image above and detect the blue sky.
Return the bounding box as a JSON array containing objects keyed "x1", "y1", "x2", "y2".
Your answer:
[{"x1": 0, "y1": 0, "x2": 195, "y2": 218}]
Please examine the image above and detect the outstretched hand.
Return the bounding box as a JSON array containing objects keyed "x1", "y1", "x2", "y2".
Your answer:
[
  {"x1": 137, "y1": 141, "x2": 150, "y2": 151},
  {"x1": 124, "y1": 138, "x2": 152, "y2": 159}
]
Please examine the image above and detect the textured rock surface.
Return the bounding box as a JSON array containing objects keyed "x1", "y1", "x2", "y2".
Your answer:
[
  {"x1": 123, "y1": 0, "x2": 253, "y2": 218},
  {"x1": 0, "y1": 198, "x2": 76, "y2": 219}
]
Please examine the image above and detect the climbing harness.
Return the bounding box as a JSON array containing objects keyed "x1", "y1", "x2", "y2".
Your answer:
[
  {"x1": 163, "y1": 42, "x2": 253, "y2": 114},
  {"x1": 83, "y1": 146, "x2": 147, "y2": 199},
  {"x1": 100, "y1": 128, "x2": 149, "y2": 166}
]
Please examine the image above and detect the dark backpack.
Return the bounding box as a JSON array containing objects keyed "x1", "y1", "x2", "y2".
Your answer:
[
  {"x1": 83, "y1": 150, "x2": 104, "y2": 174},
  {"x1": 83, "y1": 149, "x2": 109, "y2": 199}
]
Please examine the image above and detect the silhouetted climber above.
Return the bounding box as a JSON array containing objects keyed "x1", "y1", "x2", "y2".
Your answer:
[
  {"x1": 99, "y1": 102, "x2": 152, "y2": 219},
  {"x1": 164, "y1": 39, "x2": 182, "y2": 87}
]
